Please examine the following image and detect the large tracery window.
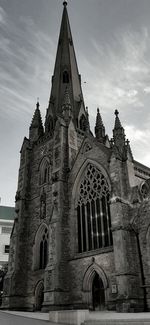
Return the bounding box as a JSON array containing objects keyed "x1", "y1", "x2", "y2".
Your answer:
[{"x1": 77, "y1": 164, "x2": 113, "y2": 253}]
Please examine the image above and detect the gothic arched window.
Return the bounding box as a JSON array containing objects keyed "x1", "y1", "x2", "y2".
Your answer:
[
  {"x1": 39, "y1": 158, "x2": 50, "y2": 185},
  {"x1": 77, "y1": 163, "x2": 113, "y2": 253},
  {"x1": 33, "y1": 224, "x2": 49, "y2": 271},
  {"x1": 79, "y1": 114, "x2": 86, "y2": 131},
  {"x1": 47, "y1": 117, "x2": 54, "y2": 135},
  {"x1": 39, "y1": 228, "x2": 48, "y2": 269},
  {"x1": 63, "y1": 70, "x2": 69, "y2": 83}
]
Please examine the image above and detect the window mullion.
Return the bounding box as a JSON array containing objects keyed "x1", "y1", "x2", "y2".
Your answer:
[
  {"x1": 84, "y1": 203, "x2": 89, "y2": 251},
  {"x1": 95, "y1": 199, "x2": 99, "y2": 249},
  {"x1": 105, "y1": 196, "x2": 111, "y2": 246},
  {"x1": 80, "y1": 205, "x2": 84, "y2": 253},
  {"x1": 90, "y1": 201, "x2": 94, "y2": 250},
  {"x1": 100, "y1": 198, "x2": 105, "y2": 247}
]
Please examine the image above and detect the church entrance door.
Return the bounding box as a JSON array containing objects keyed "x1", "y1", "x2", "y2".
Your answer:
[
  {"x1": 35, "y1": 281, "x2": 44, "y2": 311},
  {"x1": 92, "y1": 273, "x2": 105, "y2": 311}
]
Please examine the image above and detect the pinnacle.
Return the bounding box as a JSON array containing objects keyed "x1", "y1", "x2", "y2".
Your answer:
[
  {"x1": 114, "y1": 109, "x2": 123, "y2": 129},
  {"x1": 85, "y1": 107, "x2": 90, "y2": 132},
  {"x1": 30, "y1": 101, "x2": 43, "y2": 129},
  {"x1": 96, "y1": 108, "x2": 104, "y2": 128},
  {"x1": 113, "y1": 109, "x2": 126, "y2": 150},
  {"x1": 95, "y1": 108, "x2": 105, "y2": 140}
]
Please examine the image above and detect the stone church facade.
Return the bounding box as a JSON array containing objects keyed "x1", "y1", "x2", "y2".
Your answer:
[{"x1": 2, "y1": 2, "x2": 150, "y2": 313}]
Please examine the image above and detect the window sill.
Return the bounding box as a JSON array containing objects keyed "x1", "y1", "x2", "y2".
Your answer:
[{"x1": 71, "y1": 246, "x2": 113, "y2": 260}]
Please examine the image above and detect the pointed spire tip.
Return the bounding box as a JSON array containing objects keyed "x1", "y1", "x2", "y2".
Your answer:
[
  {"x1": 36, "y1": 98, "x2": 40, "y2": 110},
  {"x1": 115, "y1": 109, "x2": 119, "y2": 116},
  {"x1": 63, "y1": 1, "x2": 67, "y2": 6}
]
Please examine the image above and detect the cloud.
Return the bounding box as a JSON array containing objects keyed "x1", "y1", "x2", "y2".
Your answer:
[
  {"x1": 0, "y1": 6, "x2": 6, "y2": 25},
  {"x1": 144, "y1": 86, "x2": 150, "y2": 94},
  {"x1": 125, "y1": 124, "x2": 150, "y2": 167},
  {"x1": 79, "y1": 25, "x2": 150, "y2": 137},
  {"x1": 0, "y1": 11, "x2": 56, "y2": 123}
]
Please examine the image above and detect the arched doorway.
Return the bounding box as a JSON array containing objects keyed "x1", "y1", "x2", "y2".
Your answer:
[
  {"x1": 35, "y1": 281, "x2": 44, "y2": 311},
  {"x1": 92, "y1": 273, "x2": 105, "y2": 310},
  {"x1": 83, "y1": 262, "x2": 108, "y2": 310}
]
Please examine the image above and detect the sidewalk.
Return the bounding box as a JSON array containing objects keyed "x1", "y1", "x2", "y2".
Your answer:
[
  {"x1": 1, "y1": 310, "x2": 150, "y2": 323},
  {"x1": 1, "y1": 310, "x2": 49, "y2": 321}
]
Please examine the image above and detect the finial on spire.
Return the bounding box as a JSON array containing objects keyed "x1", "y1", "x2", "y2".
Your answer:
[
  {"x1": 36, "y1": 97, "x2": 40, "y2": 109},
  {"x1": 115, "y1": 109, "x2": 119, "y2": 116},
  {"x1": 63, "y1": 1, "x2": 67, "y2": 6},
  {"x1": 114, "y1": 109, "x2": 123, "y2": 130},
  {"x1": 113, "y1": 109, "x2": 126, "y2": 160},
  {"x1": 95, "y1": 108, "x2": 105, "y2": 141}
]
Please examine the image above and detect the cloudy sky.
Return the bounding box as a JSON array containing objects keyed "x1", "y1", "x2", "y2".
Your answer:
[{"x1": 1, "y1": 0, "x2": 150, "y2": 206}]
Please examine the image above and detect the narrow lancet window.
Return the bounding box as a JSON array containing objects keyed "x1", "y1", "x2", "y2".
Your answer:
[
  {"x1": 39, "y1": 158, "x2": 50, "y2": 185},
  {"x1": 63, "y1": 70, "x2": 69, "y2": 83},
  {"x1": 39, "y1": 228, "x2": 48, "y2": 269},
  {"x1": 77, "y1": 163, "x2": 113, "y2": 253},
  {"x1": 79, "y1": 114, "x2": 86, "y2": 131}
]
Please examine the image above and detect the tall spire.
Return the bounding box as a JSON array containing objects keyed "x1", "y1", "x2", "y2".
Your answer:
[
  {"x1": 46, "y1": 1, "x2": 86, "y2": 128},
  {"x1": 95, "y1": 108, "x2": 105, "y2": 141}
]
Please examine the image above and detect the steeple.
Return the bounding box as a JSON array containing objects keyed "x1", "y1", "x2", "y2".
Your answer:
[
  {"x1": 95, "y1": 108, "x2": 105, "y2": 141},
  {"x1": 29, "y1": 100, "x2": 44, "y2": 142},
  {"x1": 45, "y1": 1, "x2": 86, "y2": 130}
]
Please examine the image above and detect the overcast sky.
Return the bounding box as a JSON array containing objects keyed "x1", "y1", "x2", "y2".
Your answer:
[{"x1": 1, "y1": 0, "x2": 150, "y2": 207}]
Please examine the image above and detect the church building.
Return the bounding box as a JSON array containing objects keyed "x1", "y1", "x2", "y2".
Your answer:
[{"x1": 2, "y1": 1, "x2": 150, "y2": 313}]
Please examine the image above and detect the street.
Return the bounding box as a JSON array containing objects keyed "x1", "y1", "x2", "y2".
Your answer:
[{"x1": 0, "y1": 311, "x2": 49, "y2": 325}]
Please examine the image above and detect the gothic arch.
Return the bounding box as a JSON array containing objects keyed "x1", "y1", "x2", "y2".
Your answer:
[
  {"x1": 72, "y1": 159, "x2": 111, "y2": 203},
  {"x1": 82, "y1": 262, "x2": 108, "y2": 309},
  {"x1": 34, "y1": 280, "x2": 44, "y2": 311},
  {"x1": 39, "y1": 156, "x2": 50, "y2": 185},
  {"x1": 45, "y1": 115, "x2": 54, "y2": 135},
  {"x1": 83, "y1": 262, "x2": 108, "y2": 292},
  {"x1": 71, "y1": 159, "x2": 112, "y2": 254},
  {"x1": 79, "y1": 114, "x2": 86, "y2": 131},
  {"x1": 33, "y1": 223, "x2": 49, "y2": 270},
  {"x1": 81, "y1": 141, "x2": 92, "y2": 154}
]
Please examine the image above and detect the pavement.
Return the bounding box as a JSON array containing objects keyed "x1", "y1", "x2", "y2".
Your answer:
[
  {"x1": 1, "y1": 310, "x2": 49, "y2": 320},
  {"x1": 0, "y1": 310, "x2": 49, "y2": 325},
  {"x1": 1, "y1": 310, "x2": 150, "y2": 325},
  {"x1": 88, "y1": 311, "x2": 150, "y2": 319}
]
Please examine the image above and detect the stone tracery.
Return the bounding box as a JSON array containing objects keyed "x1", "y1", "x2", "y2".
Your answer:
[{"x1": 77, "y1": 163, "x2": 113, "y2": 253}]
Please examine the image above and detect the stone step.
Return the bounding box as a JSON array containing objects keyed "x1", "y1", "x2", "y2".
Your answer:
[{"x1": 84, "y1": 319, "x2": 150, "y2": 325}]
